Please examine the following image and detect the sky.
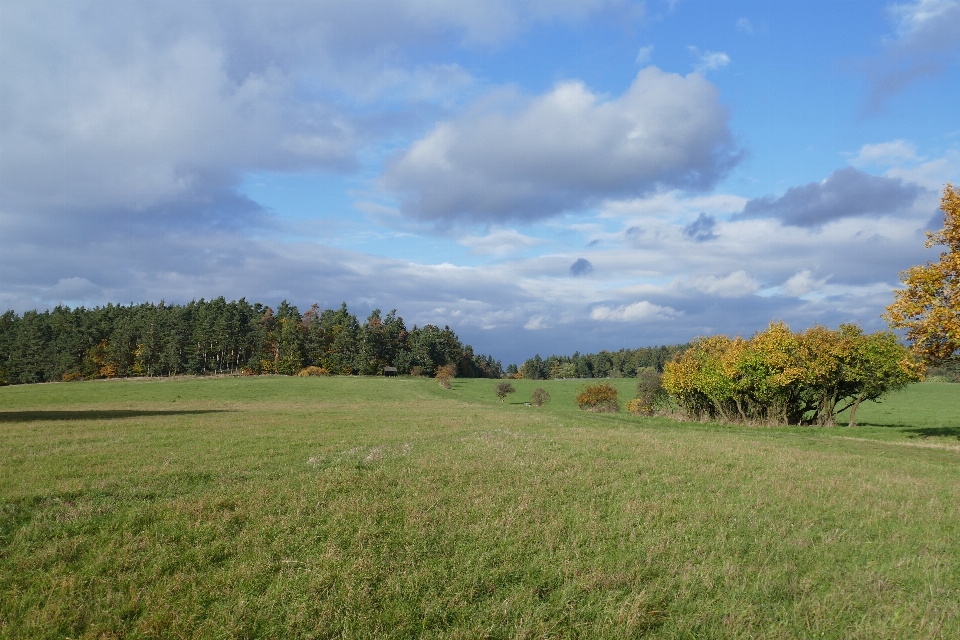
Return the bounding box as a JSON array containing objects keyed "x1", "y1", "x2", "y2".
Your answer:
[{"x1": 1, "y1": 0, "x2": 959, "y2": 365}]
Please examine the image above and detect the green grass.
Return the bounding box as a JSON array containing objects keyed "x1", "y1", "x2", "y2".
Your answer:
[{"x1": 1, "y1": 376, "x2": 958, "y2": 638}]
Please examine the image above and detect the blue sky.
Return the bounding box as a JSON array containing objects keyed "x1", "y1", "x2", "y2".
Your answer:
[{"x1": 1, "y1": 0, "x2": 958, "y2": 365}]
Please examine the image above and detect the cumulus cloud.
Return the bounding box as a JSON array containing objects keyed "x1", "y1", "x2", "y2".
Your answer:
[
  {"x1": 570, "y1": 258, "x2": 595, "y2": 276},
  {"x1": 590, "y1": 301, "x2": 679, "y2": 322},
  {"x1": 1, "y1": 0, "x2": 626, "y2": 230},
  {"x1": 683, "y1": 212, "x2": 718, "y2": 241},
  {"x1": 2, "y1": 1, "x2": 953, "y2": 367},
  {"x1": 734, "y1": 167, "x2": 924, "y2": 227},
  {"x1": 781, "y1": 270, "x2": 829, "y2": 297},
  {"x1": 382, "y1": 67, "x2": 739, "y2": 223}
]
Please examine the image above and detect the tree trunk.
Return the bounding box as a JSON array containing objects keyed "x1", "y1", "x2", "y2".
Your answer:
[
  {"x1": 735, "y1": 398, "x2": 747, "y2": 422},
  {"x1": 848, "y1": 398, "x2": 863, "y2": 427}
]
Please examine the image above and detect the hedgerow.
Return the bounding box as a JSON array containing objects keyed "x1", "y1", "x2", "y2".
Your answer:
[{"x1": 662, "y1": 322, "x2": 922, "y2": 426}]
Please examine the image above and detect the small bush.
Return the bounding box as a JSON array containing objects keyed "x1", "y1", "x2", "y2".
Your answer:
[
  {"x1": 624, "y1": 398, "x2": 645, "y2": 415},
  {"x1": 531, "y1": 387, "x2": 551, "y2": 407},
  {"x1": 436, "y1": 364, "x2": 456, "y2": 389},
  {"x1": 410, "y1": 366, "x2": 425, "y2": 377},
  {"x1": 576, "y1": 383, "x2": 619, "y2": 413},
  {"x1": 495, "y1": 381, "x2": 516, "y2": 402},
  {"x1": 925, "y1": 362, "x2": 960, "y2": 382},
  {"x1": 297, "y1": 366, "x2": 331, "y2": 377},
  {"x1": 61, "y1": 371, "x2": 84, "y2": 382},
  {"x1": 634, "y1": 368, "x2": 667, "y2": 415}
]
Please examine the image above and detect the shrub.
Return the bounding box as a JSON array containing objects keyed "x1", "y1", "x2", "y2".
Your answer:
[
  {"x1": 662, "y1": 322, "x2": 922, "y2": 426},
  {"x1": 410, "y1": 366, "x2": 425, "y2": 377},
  {"x1": 576, "y1": 383, "x2": 619, "y2": 413},
  {"x1": 436, "y1": 364, "x2": 456, "y2": 389},
  {"x1": 531, "y1": 387, "x2": 551, "y2": 407},
  {"x1": 625, "y1": 398, "x2": 648, "y2": 415},
  {"x1": 495, "y1": 381, "x2": 516, "y2": 402},
  {"x1": 634, "y1": 368, "x2": 667, "y2": 415},
  {"x1": 925, "y1": 361, "x2": 960, "y2": 382},
  {"x1": 297, "y1": 366, "x2": 331, "y2": 377}
]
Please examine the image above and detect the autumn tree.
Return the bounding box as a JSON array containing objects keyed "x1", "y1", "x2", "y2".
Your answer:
[
  {"x1": 495, "y1": 381, "x2": 515, "y2": 402},
  {"x1": 633, "y1": 367, "x2": 667, "y2": 415},
  {"x1": 662, "y1": 322, "x2": 920, "y2": 426},
  {"x1": 885, "y1": 183, "x2": 960, "y2": 365},
  {"x1": 531, "y1": 387, "x2": 551, "y2": 407},
  {"x1": 435, "y1": 363, "x2": 456, "y2": 389},
  {"x1": 835, "y1": 327, "x2": 922, "y2": 427}
]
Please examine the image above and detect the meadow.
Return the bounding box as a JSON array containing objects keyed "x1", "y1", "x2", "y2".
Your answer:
[{"x1": 1, "y1": 376, "x2": 958, "y2": 638}]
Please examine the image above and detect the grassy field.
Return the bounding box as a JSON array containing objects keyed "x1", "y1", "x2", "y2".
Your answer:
[{"x1": 1, "y1": 376, "x2": 958, "y2": 638}]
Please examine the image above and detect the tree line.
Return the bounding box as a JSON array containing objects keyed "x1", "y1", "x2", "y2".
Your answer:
[
  {"x1": 0, "y1": 299, "x2": 502, "y2": 385},
  {"x1": 513, "y1": 344, "x2": 688, "y2": 380}
]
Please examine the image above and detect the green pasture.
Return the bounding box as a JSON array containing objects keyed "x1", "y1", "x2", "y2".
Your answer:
[{"x1": 1, "y1": 376, "x2": 958, "y2": 638}]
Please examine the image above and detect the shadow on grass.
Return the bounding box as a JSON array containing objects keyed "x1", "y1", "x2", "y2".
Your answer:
[
  {"x1": 902, "y1": 426, "x2": 960, "y2": 439},
  {"x1": 0, "y1": 410, "x2": 230, "y2": 423},
  {"x1": 855, "y1": 421, "x2": 960, "y2": 440}
]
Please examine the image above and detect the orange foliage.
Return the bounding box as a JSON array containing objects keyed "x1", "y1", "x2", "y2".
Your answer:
[
  {"x1": 576, "y1": 382, "x2": 619, "y2": 412},
  {"x1": 885, "y1": 183, "x2": 960, "y2": 364}
]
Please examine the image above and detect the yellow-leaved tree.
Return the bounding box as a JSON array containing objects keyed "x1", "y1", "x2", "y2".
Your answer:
[{"x1": 885, "y1": 184, "x2": 960, "y2": 364}]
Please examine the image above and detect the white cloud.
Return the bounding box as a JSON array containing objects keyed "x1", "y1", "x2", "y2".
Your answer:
[
  {"x1": 1, "y1": 0, "x2": 626, "y2": 222},
  {"x1": 2, "y1": 1, "x2": 955, "y2": 367},
  {"x1": 590, "y1": 301, "x2": 679, "y2": 322},
  {"x1": 683, "y1": 271, "x2": 760, "y2": 298},
  {"x1": 850, "y1": 139, "x2": 918, "y2": 167},
  {"x1": 524, "y1": 315, "x2": 551, "y2": 330},
  {"x1": 688, "y1": 47, "x2": 731, "y2": 73},
  {"x1": 889, "y1": 0, "x2": 959, "y2": 39},
  {"x1": 602, "y1": 190, "x2": 748, "y2": 218},
  {"x1": 735, "y1": 18, "x2": 754, "y2": 34},
  {"x1": 382, "y1": 67, "x2": 739, "y2": 223},
  {"x1": 884, "y1": 150, "x2": 960, "y2": 190},
  {"x1": 636, "y1": 45, "x2": 654, "y2": 64},
  {"x1": 781, "y1": 270, "x2": 829, "y2": 297},
  {"x1": 863, "y1": 0, "x2": 960, "y2": 108},
  {"x1": 458, "y1": 229, "x2": 546, "y2": 256}
]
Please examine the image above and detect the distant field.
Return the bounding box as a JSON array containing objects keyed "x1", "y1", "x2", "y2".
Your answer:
[{"x1": 1, "y1": 377, "x2": 958, "y2": 638}]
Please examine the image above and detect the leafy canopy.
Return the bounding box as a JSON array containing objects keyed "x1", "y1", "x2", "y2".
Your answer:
[
  {"x1": 886, "y1": 183, "x2": 960, "y2": 365},
  {"x1": 662, "y1": 322, "x2": 921, "y2": 426}
]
